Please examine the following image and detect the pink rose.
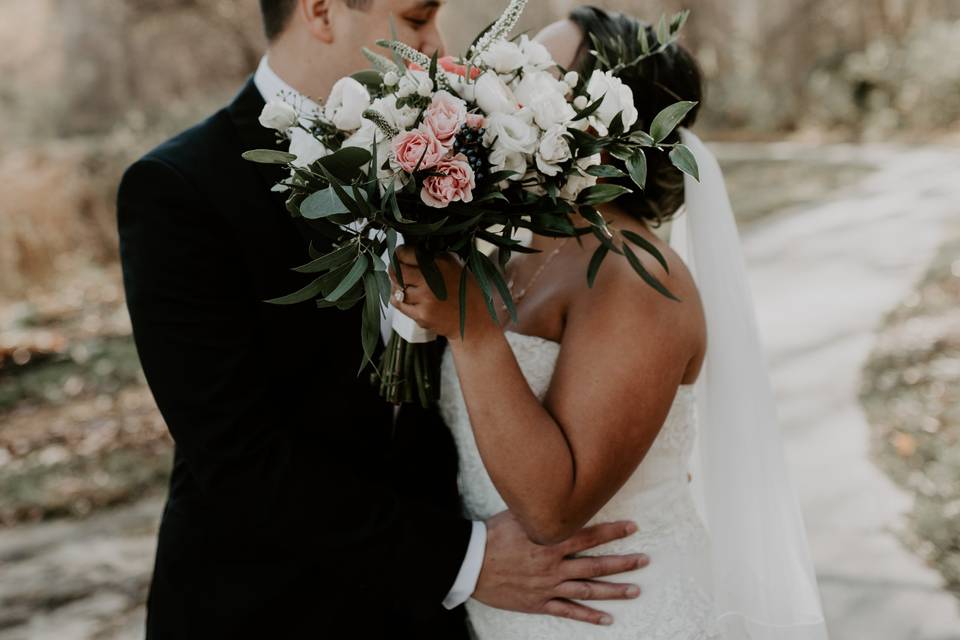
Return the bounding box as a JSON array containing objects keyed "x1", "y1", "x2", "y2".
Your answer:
[
  {"x1": 423, "y1": 91, "x2": 468, "y2": 146},
  {"x1": 392, "y1": 129, "x2": 447, "y2": 173},
  {"x1": 421, "y1": 155, "x2": 476, "y2": 208},
  {"x1": 465, "y1": 113, "x2": 486, "y2": 130}
]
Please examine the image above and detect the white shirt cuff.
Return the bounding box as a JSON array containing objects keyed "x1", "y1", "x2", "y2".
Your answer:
[{"x1": 442, "y1": 520, "x2": 487, "y2": 609}]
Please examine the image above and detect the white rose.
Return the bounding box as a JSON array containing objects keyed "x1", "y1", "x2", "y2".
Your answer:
[
  {"x1": 513, "y1": 71, "x2": 576, "y2": 129},
  {"x1": 519, "y1": 35, "x2": 554, "y2": 69},
  {"x1": 396, "y1": 70, "x2": 433, "y2": 99},
  {"x1": 559, "y1": 153, "x2": 601, "y2": 201},
  {"x1": 488, "y1": 148, "x2": 527, "y2": 181},
  {"x1": 474, "y1": 71, "x2": 519, "y2": 115},
  {"x1": 480, "y1": 40, "x2": 526, "y2": 74},
  {"x1": 259, "y1": 100, "x2": 298, "y2": 131},
  {"x1": 324, "y1": 77, "x2": 371, "y2": 131},
  {"x1": 288, "y1": 128, "x2": 328, "y2": 168},
  {"x1": 484, "y1": 111, "x2": 540, "y2": 156},
  {"x1": 535, "y1": 125, "x2": 572, "y2": 177},
  {"x1": 370, "y1": 94, "x2": 419, "y2": 130},
  {"x1": 585, "y1": 69, "x2": 639, "y2": 136}
]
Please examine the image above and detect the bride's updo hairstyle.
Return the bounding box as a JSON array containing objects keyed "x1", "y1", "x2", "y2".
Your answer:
[{"x1": 568, "y1": 6, "x2": 704, "y2": 226}]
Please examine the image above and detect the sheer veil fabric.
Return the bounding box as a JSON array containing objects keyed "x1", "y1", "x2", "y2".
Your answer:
[{"x1": 669, "y1": 129, "x2": 829, "y2": 639}]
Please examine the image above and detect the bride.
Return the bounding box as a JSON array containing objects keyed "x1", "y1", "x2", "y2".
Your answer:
[{"x1": 391, "y1": 6, "x2": 828, "y2": 639}]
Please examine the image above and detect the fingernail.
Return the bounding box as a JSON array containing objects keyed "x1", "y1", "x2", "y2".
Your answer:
[
  {"x1": 600, "y1": 615, "x2": 613, "y2": 626},
  {"x1": 626, "y1": 585, "x2": 640, "y2": 598},
  {"x1": 625, "y1": 522, "x2": 638, "y2": 534},
  {"x1": 637, "y1": 554, "x2": 650, "y2": 567}
]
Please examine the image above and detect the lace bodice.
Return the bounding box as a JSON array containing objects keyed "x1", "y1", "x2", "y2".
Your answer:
[{"x1": 439, "y1": 331, "x2": 719, "y2": 639}]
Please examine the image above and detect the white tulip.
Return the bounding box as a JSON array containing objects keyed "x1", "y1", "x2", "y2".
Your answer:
[
  {"x1": 535, "y1": 125, "x2": 572, "y2": 176},
  {"x1": 259, "y1": 100, "x2": 298, "y2": 132},
  {"x1": 288, "y1": 128, "x2": 328, "y2": 168},
  {"x1": 324, "y1": 77, "x2": 372, "y2": 131},
  {"x1": 474, "y1": 71, "x2": 519, "y2": 115},
  {"x1": 480, "y1": 39, "x2": 526, "y2": 74},
  {"x1": 585, "y1": 69, "x2": 639, "y2": 136}
]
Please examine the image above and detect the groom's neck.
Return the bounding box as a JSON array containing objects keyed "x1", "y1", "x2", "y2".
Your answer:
[{"x1": 265, "y1": 34, "x2": 344, "y2": 103}]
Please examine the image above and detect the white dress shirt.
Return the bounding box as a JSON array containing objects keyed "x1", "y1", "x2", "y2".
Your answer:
[{"x1": 252, "y1": 56, "x2": 487, "y2": 610}]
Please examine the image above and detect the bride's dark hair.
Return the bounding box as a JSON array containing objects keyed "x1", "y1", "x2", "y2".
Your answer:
[{"x1": 568, "y1": 6, "x2": 704, "y2": 226}]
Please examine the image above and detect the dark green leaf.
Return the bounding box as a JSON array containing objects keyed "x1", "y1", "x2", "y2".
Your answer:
[
  {"x1": 242, "y1": 149, "x2": 296, "y2": 165},
  {"x1": 669, "y1": 144, "x2": 700, "y2": 182},
  {"x1": 300, "y1": 187, "x2": 352, "y2": 219},
  {"x1": 626, "y1": 151, "x2": 648, "y2": 190},
  {"x1": 458, "y1": 267, "x2": 468, "y2": 338},
  {"x1": 623, "y1": 245, "x2": 679, "y2": 301},
  {"x1": 630, "y1": 131, "x2": 656, "y2": 146},
  {"x1": 360, "y1": 271, "x2": 382, "y2": 371},
  {"x1": 468, "y1": 249, "x2": 499, "y2": 323},
  {"x1": 293, "y1": 241, "x2": 357, "y2": 273},
  {"x1": 318, "y1": 146, "x2": 372, "y2": 182},
  {"x1": 587, "y1": 245, "x2": 609, "y2": 288},
  {"x1": 650, "y1": 101, "x2": 698, "y2": 143},
  {"x1": 578, "y1": 184, "x2": 632, "y2": 206},
  {"x1": 621, "y1": 229, "x2": 670, "y2": 273},
  {"x1": 316, "y1": 163, "x2": 364, "y2": 218},
  {"x1": 265, "y1": 277, "x2": 323, "y2": 305},
  {"x1": 572, "y1": 94, "x2": 605, "y2": 122},
  {"x1": 477, "y1": 251, "x2": 516, "y2": 324},
  {"x1": 351, "y1": 70, "x2": 384, "y2": 89},
  {"x1": 586, "y1": 164, "x2": 627, "y2": 178},
  {"x1": 607, "y1": 112, "x2": 625, "y2": 138},
  {"x1": 325, "y1": 254, "x2": 369, "y2": 302},
  {"x1": 415, "y1": 246, "x2": 447, "y2": 301}
]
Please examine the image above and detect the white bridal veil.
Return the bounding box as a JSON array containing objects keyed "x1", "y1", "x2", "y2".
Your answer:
[{"x1": 670, "y1": 129, "x2": 829, "y2": 639}]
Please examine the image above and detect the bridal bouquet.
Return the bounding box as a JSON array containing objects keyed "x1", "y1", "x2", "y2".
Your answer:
[{"x1": 244, "y1": 0, "x2": 699, "y2": 407}]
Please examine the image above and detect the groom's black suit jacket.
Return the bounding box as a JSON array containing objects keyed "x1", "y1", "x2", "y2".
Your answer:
[{"x1": 117, "y1": 78, "x2": 472, "y2": 639}]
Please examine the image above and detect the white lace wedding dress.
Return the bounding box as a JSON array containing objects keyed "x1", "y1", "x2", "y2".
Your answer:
[{"x1": 439, "y1": 331, "x2": 720, "y2": 640}]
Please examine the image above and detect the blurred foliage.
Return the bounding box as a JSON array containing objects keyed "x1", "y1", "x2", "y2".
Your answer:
[{"x1": 861, "y1": 226, "x2": 960, "y2": 597}]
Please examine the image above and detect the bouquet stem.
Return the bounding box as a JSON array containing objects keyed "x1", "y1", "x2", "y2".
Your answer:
[{"x1": 378, "y1": 330, "x2": 442, "y2": 408}]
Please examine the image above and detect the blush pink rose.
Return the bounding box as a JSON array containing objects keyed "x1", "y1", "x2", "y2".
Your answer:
[
  {"x1": 392, "y1": 129, "x2": 447, "y2": 173},
  {"x1": 421, "y1": 155, "x2": 476, "y2": 208},
  {"x1": 423, "y1": 91, "x2": 468, "y2": 146}
]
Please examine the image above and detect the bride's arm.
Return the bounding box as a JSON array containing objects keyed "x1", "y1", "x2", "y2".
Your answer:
[{"x1": 391, "y1": 246, "x2": 701, "y2": 545}]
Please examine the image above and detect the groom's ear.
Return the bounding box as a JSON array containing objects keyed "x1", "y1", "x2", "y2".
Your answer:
[{"x1": 299, "y1": 0, "x2": 336, "y2": 44}]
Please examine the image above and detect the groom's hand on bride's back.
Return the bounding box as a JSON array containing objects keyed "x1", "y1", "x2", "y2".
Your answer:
[{"x1": 473, "y1": 511, "x2": 647, "y2": 626}]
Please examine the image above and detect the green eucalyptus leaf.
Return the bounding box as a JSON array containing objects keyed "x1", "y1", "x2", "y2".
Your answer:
[
  {"x1": 621, "y1": 229, "x2": 670, "y2": 273},
  {"x1": 415, "y1": 246, "x2": 447, "y2": 301},
  {"x1": 630, "y1": 131, "x2": 656, "y2": 146},
  {"x1": 626, "y1": 150, "x2": 648, "y2": 190},
  {"x1": 300, "y1": 187, "x2": 352, "y2": 219},
  {"x1": 293, "y1": 241, "x2": 358, "y2": 273},
  {"x1": 468, "y1": 249, "x2": 499, "y2": 322},
  {"x1": 325, "y1": 254, "x2": 369, "y2": 303},
  {"x1": 578, "y1": 184, "x2": 632, "y2": 206},
  {"x1": 586, "y1": 164, "x2": 627, "y2": 178},
  {"x1": 265, "y1": 277, "x2": 324, "y2": 305},
  {"x1": 242, "y1": 149, "x2": 297, "y2": 165},
  {"x1": 319, "y1": 146, "x2": 372, "y2": 182},
  {"x1": 478, "y1": 251, "x2": 516, "y2": 324},
  {"x1": 587, "y1": 244, "x2": 609, "y2": 288},
  {"x1": 360, "y1": 271, "x2": 382, "y2": 371},
  {"x1": 623, "y1": 245, "x2": 679, "y2": 302},
  {"x1": 650, "y1": 101, "x2": 698, "y2": 143},
  {"x1": 669, "y1": 144, "x2": 700, "y2": 182}
]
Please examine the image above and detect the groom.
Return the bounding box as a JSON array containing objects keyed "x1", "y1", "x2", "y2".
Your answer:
[{"x1": 118, "y1": 1, "x2": 645, "y2": 637}]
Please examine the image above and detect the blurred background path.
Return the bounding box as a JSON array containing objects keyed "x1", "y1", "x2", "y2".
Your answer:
[{"x1": 740, "y1": 143, "x2": 960, "y2": 639}]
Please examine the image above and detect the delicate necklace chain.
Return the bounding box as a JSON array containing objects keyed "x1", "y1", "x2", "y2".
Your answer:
[{"x1": 503, "y1": 238, "x2": 571, "y2": 310}]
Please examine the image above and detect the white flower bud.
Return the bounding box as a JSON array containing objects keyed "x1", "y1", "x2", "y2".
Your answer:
[
  {"x1": 258, "y1": 100, "x2": 298, "y2": 132},
  {"x1": 573, "y1": 95, "x2": 589, "y2": 111},
  {"x1": 383, "y1": 71, "x2": 399, "y2": 86},
  {"x1": 564, "y1": 71, "x2": 580, "y2": 87}
]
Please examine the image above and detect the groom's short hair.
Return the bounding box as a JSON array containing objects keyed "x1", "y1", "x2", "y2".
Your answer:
[{"x1": 260, "y1": 0, "x2": 374, "y2": 41}]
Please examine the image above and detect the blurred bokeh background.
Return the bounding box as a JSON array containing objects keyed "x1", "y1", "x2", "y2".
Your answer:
[{"x1": 0, "y1": 0, "x2": 958, "y2": 638}]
